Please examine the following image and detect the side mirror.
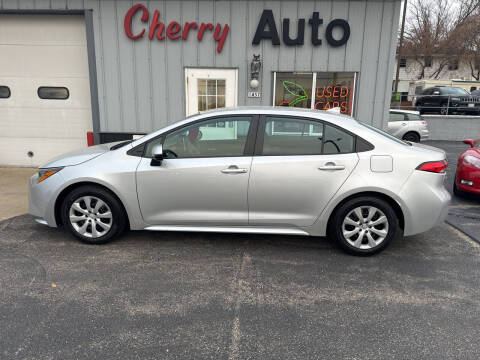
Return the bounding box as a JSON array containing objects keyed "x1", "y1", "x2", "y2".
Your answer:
[
  {"x1": 463, "y1": 139, "x2": 475, "y2": 148},
  {"x1": 151, "y1": 144, "x2": 164, "y2": 166}
]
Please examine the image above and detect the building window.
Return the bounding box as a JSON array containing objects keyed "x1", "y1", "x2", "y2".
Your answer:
[
  {"x1": 399, "y1": 58, "x2": 407, "y2": 67},
  {"x1": 38, "y1": 87, "x2": 69, "y2": 100},
  {"x1": 274, "y1": 72, "x2": 355, "y2": 115},
  {"x1": 448, "y1": 59, "x2": 459, "y2": 71},
  {"x1": 424, "y1": 56, "x2": 432, "y2": 68},
  {"x1": 197, "y1": 79, "x2": 225, "y2": 111},
  {"x1": 0, "y1": 86, "x2": 10, "y2": 99}
]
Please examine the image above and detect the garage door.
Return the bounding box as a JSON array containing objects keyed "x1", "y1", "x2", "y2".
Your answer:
[{"x1": 0, "y1": 15, "x2": 92, "y2": 167}]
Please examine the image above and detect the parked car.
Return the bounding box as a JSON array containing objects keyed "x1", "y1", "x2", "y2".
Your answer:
[
  {"x1": 454, "y1": 138, "x2": 480, "y2": 196},
  {"x1": 415, "y1": 86, "x2": 480, "y2": 115},
  {"x1": 388, "y1": 109, "x2": 429, "y2": 142},
  {"x1": 29, "y1": 107, "x2": 450, "y2": 255}
]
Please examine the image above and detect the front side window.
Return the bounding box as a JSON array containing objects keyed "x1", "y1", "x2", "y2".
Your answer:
[
  {"x1": 146, "y1": 116, "x2": 252, "y2": 158},
  {"x1": 38, "y1": 87, "x2": 69, "y2": 100},
  {"x1": 441, "y1": 87, "x2": 468, "y2": 95},
  {"x1": 389, "y1": 112, "x2": 405, "y2": 122},
  {"x1": 0, "y1": 86, "x2": 10, "y2": 99},
  {"x1": 263, "y1": 117, "x2": 323, "y2": 156}
]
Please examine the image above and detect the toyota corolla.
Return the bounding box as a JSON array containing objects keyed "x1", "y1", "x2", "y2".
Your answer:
[{"x1": 29, "y1": 107, "x2": 451, "y2": 255}]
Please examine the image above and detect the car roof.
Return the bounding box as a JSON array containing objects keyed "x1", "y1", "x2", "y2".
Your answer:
[
  {"x1": 130, "y1": 106, "x2": 361, "y2": 146},
  {"x1": 389, "y1": 109, "x2": 420, "y2": 115}
]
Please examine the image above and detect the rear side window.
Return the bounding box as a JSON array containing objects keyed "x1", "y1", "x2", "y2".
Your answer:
[
  {"x1": 38, "y1": 86, "x2": 69, "y2": 100},
  {"x1": 323, "y1": 124, "x2": 355, "y2": 154},
  {"x1": 261, "y1": 117, "x2": 355, "y2": 155},
  {"x1": 406, "y1": 113, "x2": 422, "y2": 121},
  {"x1": 0, "y1": 86, "x2": 10, "y2": 98},
  {"x1": 389, "y1": 112, "x2": 405, "y2": 122},
  {"x1": 263, "y1": 117, "x2": 324, "y2": 156}
]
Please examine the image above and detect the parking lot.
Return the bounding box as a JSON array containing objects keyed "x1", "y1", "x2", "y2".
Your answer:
[{"x1": 1, "y1": 141, "x2": 480, "y2": 360}]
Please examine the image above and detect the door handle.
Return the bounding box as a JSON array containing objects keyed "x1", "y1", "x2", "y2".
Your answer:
[
  {"x1": 318, "y1": 162, "x2": 345, "y2": 171},
  {"x1": 221, "y1": 166, "x2": 248, "y2": 174},
  {"x1": 401, "y1": 123, "x2": 407, "y2": 126}
]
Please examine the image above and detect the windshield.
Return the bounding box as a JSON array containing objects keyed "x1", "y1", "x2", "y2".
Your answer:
[
  {"x1": 358, "y1": 121, "x2": 410, "y2": 146},
  {"x1": 441, "y1": 87, "x2": 469, "y2": 95}
]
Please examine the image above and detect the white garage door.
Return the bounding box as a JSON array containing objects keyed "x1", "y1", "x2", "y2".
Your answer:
[{"x1": 0, "y1": 15, "x2": 92, "y2": 167}]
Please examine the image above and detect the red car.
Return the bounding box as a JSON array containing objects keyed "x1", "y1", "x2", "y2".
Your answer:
[{"x1": 454, "y1": 139, "x2": 480, "y2": 196}]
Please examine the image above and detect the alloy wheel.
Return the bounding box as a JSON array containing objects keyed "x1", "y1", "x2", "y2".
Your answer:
[
  {"x1": 341, "y1": 206, "x2": 389, "y2": 250},
  {"x1": 69, "y1": 196, "x2": 113, "y2": 238}
]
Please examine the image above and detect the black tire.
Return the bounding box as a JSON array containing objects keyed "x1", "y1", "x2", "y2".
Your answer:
[
  {"x1": 402, "y1": 132, "x2": 420, "y2": 142},
  {"x1": 61, "y1": 185, "x2": 127, "y2": 244},
  {"x1": 440, "y1": 103, "x2": 449, "y2": 115},
  {"x1": 328, "y1": 196, "x2": 399, "y2": 256}
]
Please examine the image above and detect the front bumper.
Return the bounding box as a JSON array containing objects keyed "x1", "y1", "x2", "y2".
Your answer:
[{"x1": 28, "y1": 171, "x2": 65, "y2": 227}]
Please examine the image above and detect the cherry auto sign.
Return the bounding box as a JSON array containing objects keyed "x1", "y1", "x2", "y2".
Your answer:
[{"x1": 124, "y1": 4, "x2": 350, "y2": 52}]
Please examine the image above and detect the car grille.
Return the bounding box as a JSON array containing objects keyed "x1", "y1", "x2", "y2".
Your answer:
[{"x1": 460, "y1": 96, "x2": 480, "y2": 103}]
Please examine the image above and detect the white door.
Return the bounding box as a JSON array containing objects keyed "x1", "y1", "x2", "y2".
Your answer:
[
  {"x1": 0, "y1": 15, "x2": 92, "y2": 166},
  {"x1": 185, "y1": 68, "x2": 238, "y2": 119}
]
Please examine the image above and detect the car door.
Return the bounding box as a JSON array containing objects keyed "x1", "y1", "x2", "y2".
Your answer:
[
  {"x1": 136, "y1": 115, "x2": 257, "y2": 225},
  {"x1": 248, "y1": 116, "x2": 359, "y2": 227},
  {"x1": 421, "y1": 88, "x2": 433, "y2": 109},
  {"x1": 387, "y1": 112, "x2": 408, "y2": 138}
]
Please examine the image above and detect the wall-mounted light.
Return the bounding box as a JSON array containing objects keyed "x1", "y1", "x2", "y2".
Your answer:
[{"x1": 250, "y1": 54, "x2": 262, "y2": 89}]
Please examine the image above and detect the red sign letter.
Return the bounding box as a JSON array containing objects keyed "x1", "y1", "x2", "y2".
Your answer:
[
  {"x1": 149, "y1": 10, "x2": 165, "y2": 40},
  {"x1": 124, "y1": 3, "x2": 149, "y2": 40},
  {"x1": 213, "y1": 24, "x2": 229, "y2": 53},
  {"x1": 166, "y1": 21, "x2": 181, "y2": 40}
]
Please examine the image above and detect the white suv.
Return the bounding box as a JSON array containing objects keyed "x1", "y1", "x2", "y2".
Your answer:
[{"x1": 388, "y1": 109, "x2": 429, "y2": 142}]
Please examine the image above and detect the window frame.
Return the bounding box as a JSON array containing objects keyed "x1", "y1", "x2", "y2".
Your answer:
[
  {"x1": 0, "y1": 85, "x2": 11, "y2": 99},
  {"x1": 254, "y1": 114, "x2": 366, "y2": 157},
  {"x1": 37, "y1": 86, "x2": 70, "y2": 100},
  {"x1": 138, "y1": 114, "x2": 259, "y2": 159}
]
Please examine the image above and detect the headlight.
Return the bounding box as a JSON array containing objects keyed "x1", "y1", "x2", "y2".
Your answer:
[
  {"x1": 37, "y1": 167, "x2": 63, "y2": 183},
  {"x1": 464, "y1": 155, "x2": 480, "y2": 169}
]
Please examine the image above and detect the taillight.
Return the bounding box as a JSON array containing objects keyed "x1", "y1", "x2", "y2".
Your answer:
[{"x1": 416, "y1": 160, "x2": 448, "y2": 173}]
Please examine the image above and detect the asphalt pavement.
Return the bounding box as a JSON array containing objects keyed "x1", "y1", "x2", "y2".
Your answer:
[{"x1": 1, "y1": 213, "x2": 480, "y2": 359}]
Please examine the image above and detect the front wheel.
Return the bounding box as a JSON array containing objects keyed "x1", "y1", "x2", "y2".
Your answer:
[
  {"x1": 61, "y1": 186, "x2": 127, "y2": 244},
  {"x1": 329, "y1": 197, "x2": 399, "y2": 256}
]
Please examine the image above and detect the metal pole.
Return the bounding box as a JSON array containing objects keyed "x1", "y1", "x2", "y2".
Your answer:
[{"x1": 394, "y1": 0, "x2": 408, "y2": 94}]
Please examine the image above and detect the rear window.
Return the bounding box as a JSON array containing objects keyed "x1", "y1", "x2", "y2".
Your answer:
[{"x1": 359, "y1": 122, "x2": 410, "y2": 146}]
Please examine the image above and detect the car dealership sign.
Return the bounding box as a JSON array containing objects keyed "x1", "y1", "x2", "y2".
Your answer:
[{"x1": 124, "y1": 5, "x2": 350, "y2": 52}]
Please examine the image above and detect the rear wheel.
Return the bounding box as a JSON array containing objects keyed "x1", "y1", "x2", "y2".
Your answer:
[
  {"x1": 61, "y1": 186, "x2": 127, "y2": 244},
  {"x1": 402, "y1": 132, "x2": 420, "y2": 142},
  {"x1": 329, "y1": 197, "x2": 399, "y2": 256}
]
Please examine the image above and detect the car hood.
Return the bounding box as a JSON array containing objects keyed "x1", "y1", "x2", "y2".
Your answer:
[{"x1": 40, "y1": 142, "x2": 120, "y2": 168}]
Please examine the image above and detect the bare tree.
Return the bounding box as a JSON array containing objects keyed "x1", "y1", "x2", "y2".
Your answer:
[{"x1": 402, "y1": 0, "x2": 479, "y2": 80}]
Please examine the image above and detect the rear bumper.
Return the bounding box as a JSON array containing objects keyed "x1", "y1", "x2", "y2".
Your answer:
[
  {"x1": 420, "y1": 129, "x2": 429, "y2": 140},
  {"x1": 399, "y1": 171, "x2": 451, "y2": 236}
]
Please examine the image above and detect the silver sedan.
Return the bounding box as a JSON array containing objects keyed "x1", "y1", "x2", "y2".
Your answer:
[
  {"x1": 29, "y1": 107, "x2": 450, "y2": 255},
  {"x1": 388, "y1": 109, "x2": 429, "y2": 142}
]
